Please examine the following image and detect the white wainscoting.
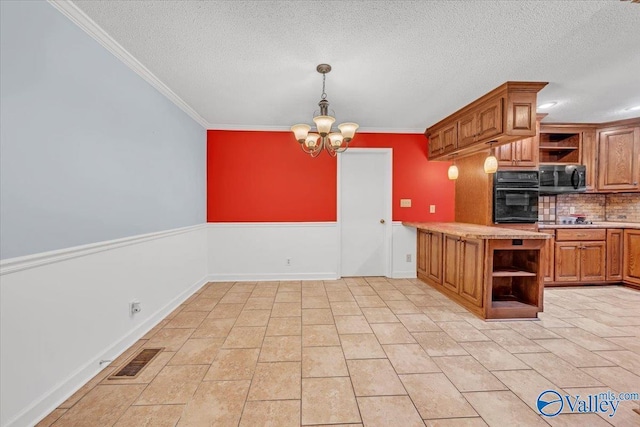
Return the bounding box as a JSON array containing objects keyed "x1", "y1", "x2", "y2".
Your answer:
[
  {"x1": 391, "y1": 222, "x2": 417, "y2": 279},
  {"x1": 0, "y1": 224, "x2": 208, "y2": 427},
  {"x1": 207, "y1": 222, "x2": 416, "y2": 281},
  {"x1": 207, "y1": 222, "x2": 340, "y2": 281},
  {"x1": 0, "y1": 221, "x2": 418, "y2": 426}
]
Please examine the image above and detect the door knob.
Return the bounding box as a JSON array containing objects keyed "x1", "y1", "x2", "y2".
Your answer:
[{"x1": 380, "y1": 219, "x2": 385, "y2": 224}]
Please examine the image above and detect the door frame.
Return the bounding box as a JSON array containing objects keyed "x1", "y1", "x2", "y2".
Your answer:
[{"x1": 337, "y1": 148, "x2": 393, "y2": 277}]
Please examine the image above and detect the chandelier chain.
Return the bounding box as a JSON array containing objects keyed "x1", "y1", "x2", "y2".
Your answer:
[{"x1": 321, "y1": 72, "x2": 327, "y2": 100}]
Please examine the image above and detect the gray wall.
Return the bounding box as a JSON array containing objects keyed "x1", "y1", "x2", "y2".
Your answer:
[{"x1": 0, "y1": 0, "x2": 206, "y2": 259}]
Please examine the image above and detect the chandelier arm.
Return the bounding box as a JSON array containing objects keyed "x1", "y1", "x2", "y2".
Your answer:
[
  {"x1": 310, "y1": 143, "x2": 323, "y2": 157},
  {"x1": 300, "y1": 141, "x2": 320, "y2": 156},
  {"x1": 324, "y1": 139, "x2": 338, "y2": 157},
  {"x1": 332, "y1": 138, "x2": 350, "y2": 154}
]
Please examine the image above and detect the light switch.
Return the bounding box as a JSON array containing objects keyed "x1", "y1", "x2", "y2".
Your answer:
[
  {"x1": 429, "y1": 205, "x2": 436, "y2": 213},
  {"x1": 400, "y1": 199, "x2": 412, "y2": 208}
]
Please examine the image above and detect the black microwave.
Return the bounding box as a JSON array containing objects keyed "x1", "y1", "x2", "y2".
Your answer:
[{"x1": 539, "y1": 165, "x2": 587, "y2": 194}]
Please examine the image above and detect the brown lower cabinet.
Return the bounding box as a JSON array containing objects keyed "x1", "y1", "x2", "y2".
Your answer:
[
  {"x1": 606, "y1": 229, "x2": 623, "y2": 281},
  {"x1": 623, "y1": 229, "x2": 640, "y2": 287},
  {"x1": 544, "y1": 226, "x2": 637, "y2": 288},
  {"x1": 417, "y1": 230, "x2": 442, "y2": 285},
  {"x1": 555, "y1": 242, "x2": 606, "y2": 282},
  {"x1": 540, "y1": 230, "x2": 555, "y2": 283},
  {"x1": 442, "y1": 235, "x2": 484, "y2": 306}
]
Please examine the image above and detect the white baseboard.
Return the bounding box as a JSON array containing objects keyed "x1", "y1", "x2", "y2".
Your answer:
[
  {"x1": 391, "y1": 270, "x2": 418, "y2": 279},
  {"x1": 207, "y1": 273, "x2": 340, "y2": 282}
]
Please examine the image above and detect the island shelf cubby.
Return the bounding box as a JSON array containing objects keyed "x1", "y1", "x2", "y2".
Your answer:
[{"x1": 485, "y1": 240, "x2": 544, "y2": 319}]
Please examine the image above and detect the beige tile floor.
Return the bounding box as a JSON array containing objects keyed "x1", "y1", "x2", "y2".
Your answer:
[{"x1": 37, "y1": 278, "x2": 640, "y2": 427}]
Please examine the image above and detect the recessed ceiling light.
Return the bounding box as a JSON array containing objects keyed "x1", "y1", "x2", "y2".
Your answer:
[
  {"x1": 537, "y1": 102, "x2": 557, "y2": 109},
  {"x1": 624, "y1": 105, "x2": 640, "y2": 111}
]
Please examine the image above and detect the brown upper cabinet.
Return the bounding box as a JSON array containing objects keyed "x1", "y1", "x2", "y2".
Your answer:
[
  {"x1": 426, "y1": 81, "x2": 548, "y2": 160},
  {"x1": 536, "y1": 117, "x2": 639, "y2": 193},
  {"x1": 596, "y1": 123, "x2": 640, "y2": 192},
  {"x1": 497, "y1": 114, "x2": 544, "y2": 169},
  {"x1": 428, "y1": 123, "x2": 456, "y2": 158}
]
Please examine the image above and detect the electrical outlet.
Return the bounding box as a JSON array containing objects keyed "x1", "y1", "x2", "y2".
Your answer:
[
  {"x1": 286, "y1": 258, "x2": 291, "y2": 266},
  {"x1": 569, "y1": 206, "x2": 575, "y2": 214},
  {"x1": 400, "y1": 199, "x2": 412, "y2": 208},
  {"x1": 406, "y1": 254, "x2": 412, "y2": 262},
  {"x1": 429, "y1": 205, "x2": 436, "y2": 213},
  {"x1": 129, "y1": 300, "x2": 141, "y2": 316}
]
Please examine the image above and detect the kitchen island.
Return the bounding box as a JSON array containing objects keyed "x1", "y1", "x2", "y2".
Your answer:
[{"x1": 403, "y1": 222, "x2": 551, "y2": 320}]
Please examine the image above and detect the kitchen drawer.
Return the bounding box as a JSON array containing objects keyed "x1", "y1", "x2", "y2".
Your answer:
[{"x1": 556, "y1": 229, "x2": 606, "y2": 241}]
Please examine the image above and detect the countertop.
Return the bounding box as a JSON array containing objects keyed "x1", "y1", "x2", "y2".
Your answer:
[
  {"x1": 538, "y1": 221, "x2": 640, "y2": 230},
  {"x1": 402, "y1": 222, "x2": 551, "y2": 239}
]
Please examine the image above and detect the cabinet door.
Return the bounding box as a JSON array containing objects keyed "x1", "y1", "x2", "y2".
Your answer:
[
  {"x1": 541, "y1": 230, "x2": 555, "y2": 283},
  {"x1": 442, "y1": 235, "x2": 459, "y2": 292},
  {"x1": 623, "y1": 229, "x2": 640, "y2": 286},
  {"x1": 458, "y1": 112, "x2": 477, "y2": 148},
  {"x1": 428, "y1": 131, "x2": 443, "y2": 159},
  {"x1": 441, "y1": 123, "x2": 458, "y2": 154},
  {"x1": 427, "y1": 232, "x2": 443, "y2": 284},
  {"x1": 555, "y1": 242, "x2": 580, "y2": 282},
  {"x1": 458, "y1": 238, "x2": 484, "y2": 307},
  {"x1": 597, "y1": 127, "x2": 640, "y2": 191},
  {"x1": 606, "y1": 229, "x2": 623, "y2": 281},
  {"x1": 580, "y1": 241, "x2": 606, "y2": 282},
  {"x1": 476, "y1": 98, "x2": 503, "y2": 141},
  {"x1": 496, "y1": 143, "x2": 514, "y2": 167},
  {"x1": 417, "y1": 231, "x2": 428, "y2": 275},
  {"x1": 515, "y1": 135, "x2": 538, "y2": 167},
  {"x1": 506, "y1": 91, "x2": 537, "y2": 136}
]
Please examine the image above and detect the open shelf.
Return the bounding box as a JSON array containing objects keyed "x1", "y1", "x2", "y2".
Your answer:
[
  {"x1": 538, "y1": 133, "x2": 580, "y2": 163},
  {"x1": 491, "y1": 300, "x2": 538, "y2": 309},
  {"x1": 492, "y1": 268, "x2": 537, "y2": 277},
  {"x1": 539, "y1": 146, "x2": 578, "y2": 151}
]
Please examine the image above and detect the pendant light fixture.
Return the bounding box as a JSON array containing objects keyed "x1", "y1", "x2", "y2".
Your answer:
[
  {"x1": 447, "y1": 155, "x2": 459, "y2": 180},
  {"x1": 290, "y1": 64, "x2": 359, "y2": 157},
  {"x1": 484, "y1": 141, "x2": 498, "y2": 174}
]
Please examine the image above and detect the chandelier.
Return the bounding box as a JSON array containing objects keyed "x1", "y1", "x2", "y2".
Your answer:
[{"x1": 290, "y1": 64, "x2": 359, "y2": 157}]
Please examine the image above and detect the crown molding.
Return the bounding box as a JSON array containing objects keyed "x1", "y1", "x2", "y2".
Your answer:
[
  {"x1": 206, "y1": 124, "x2": 425, "y2": 134},
  {"x1": 47, "y1": 0, "x2": 209, "y2": 129}
]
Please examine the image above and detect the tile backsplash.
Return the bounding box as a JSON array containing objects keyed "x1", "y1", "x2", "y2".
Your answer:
[
  {"x1": 556, "y1": 194, "x2": 606, "y2": 221},
  {"x1": 538, "y1": 193, "x2": 640, "y2": 223},
  {"x1": 606, "y1": 193, "x2": 640, "y2": 222}
]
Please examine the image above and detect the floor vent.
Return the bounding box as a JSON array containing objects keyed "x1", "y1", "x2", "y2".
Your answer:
[{"x1": 109, "y1": 348, "x2": 163, "y2": 379}]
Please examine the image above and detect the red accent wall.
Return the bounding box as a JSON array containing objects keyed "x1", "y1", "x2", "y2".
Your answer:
[{"x1": 207, "y1": 130, "x2": 454, "y2": 222}]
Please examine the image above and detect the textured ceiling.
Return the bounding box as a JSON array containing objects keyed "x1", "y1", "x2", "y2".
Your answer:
[{"x1": 71, "y1": 0, "x2": 640, "y2": 131}]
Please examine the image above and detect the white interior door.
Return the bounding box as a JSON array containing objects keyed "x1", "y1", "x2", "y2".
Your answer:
[{"x1": 339, "y1": 149, "x2": 392, "y2": 277}]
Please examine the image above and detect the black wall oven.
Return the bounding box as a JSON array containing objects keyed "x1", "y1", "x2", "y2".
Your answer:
[{"x1": 493, "y1": 171, "x2": 539, "y2": 223}]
